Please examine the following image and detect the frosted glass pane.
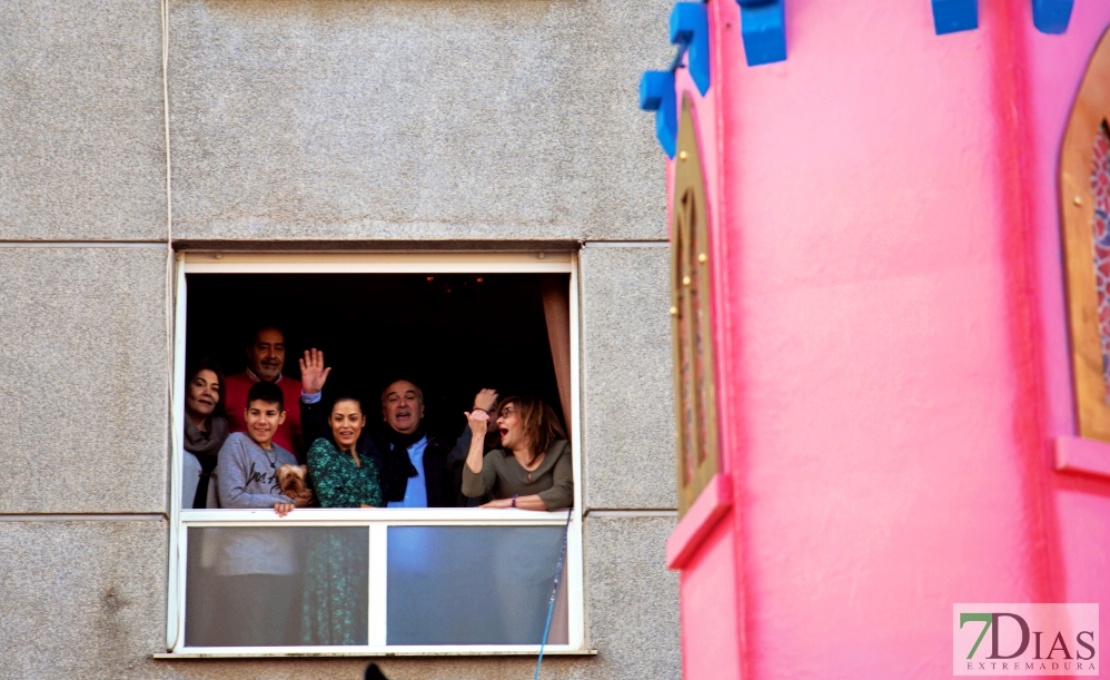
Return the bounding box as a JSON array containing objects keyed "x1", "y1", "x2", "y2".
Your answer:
[
  {"x1": 387, "y1": 525, "x2": 568, "y2": 645},
  {"x1": 185, "y1": 526, "x2": 369, "y2": 646},
  {"x1": 1090, "y1": 124, "x2": 1110, "y2": 396}
]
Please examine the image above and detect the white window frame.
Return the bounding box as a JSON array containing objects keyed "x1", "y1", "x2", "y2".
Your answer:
[{"x1": 166, "y1": 250, "x2": 585, "y2": 656}]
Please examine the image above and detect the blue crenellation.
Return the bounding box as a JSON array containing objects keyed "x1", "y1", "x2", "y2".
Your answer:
[
  {"x1": 670, "y1": 3, "x2": 711, "y2": 96},
  {"x1": 1032, "y1": 0, "x2": 1074, "y2": 34},
  {"x1": 640, "y1": 70, "x2": 678, "y2": 158},
  {"x1": 639, "y1": 0, "x2": 1073, "y2": 156},
  {"x1": 931, "y1": 0, "x2": 978, "y2": 35},
  {"x1": 737, "y1": 0, "x2": 786, "y2": 66}
]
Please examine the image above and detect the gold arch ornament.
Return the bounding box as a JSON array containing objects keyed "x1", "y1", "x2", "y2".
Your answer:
[{"x1": 670, "y1": 94, "x2": 720, "y2": 516}]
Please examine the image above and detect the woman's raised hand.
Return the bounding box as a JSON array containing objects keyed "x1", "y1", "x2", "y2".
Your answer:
[
  {"x1": 299, "y1": 348, "x2": 331, "y2": 395},
  {"x1": 465, "y1": 408, "x2": 490, "y2": 437}
]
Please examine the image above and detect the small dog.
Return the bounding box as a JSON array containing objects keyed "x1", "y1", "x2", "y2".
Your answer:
[{"x1": 276, "y1": 464, "x2": 313, "y2": 504}]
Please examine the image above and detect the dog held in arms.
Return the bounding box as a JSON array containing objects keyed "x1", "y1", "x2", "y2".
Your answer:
[{"x1": 275, "y1": 464, "x2": 313, "y2": 505}]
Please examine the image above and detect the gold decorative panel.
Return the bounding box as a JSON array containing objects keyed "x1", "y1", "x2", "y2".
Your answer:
[{"x1": 671, "y1": 94, "x2": 720, "y2": 516}]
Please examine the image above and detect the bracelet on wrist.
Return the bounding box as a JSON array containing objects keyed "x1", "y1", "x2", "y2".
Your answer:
[{"x1": 511, "y1": 494, "x2": 518, "y2": 508}]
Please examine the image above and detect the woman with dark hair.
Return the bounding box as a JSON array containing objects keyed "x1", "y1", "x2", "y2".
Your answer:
[
  {"x1": 462, "y1": 395, "x2": 572, "y2": 510},
  {"x1": 302, "y1": 394, "x2": 382, "y2": 646},
  {"x1": 305, "y1": 394, "x2": 383, "y2": 508},
  {"x1": 182, "y1": 358, "x2": 229, "y2": 509}
]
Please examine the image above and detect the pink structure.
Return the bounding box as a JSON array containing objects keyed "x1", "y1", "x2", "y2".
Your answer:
[{"x1": 658, "y1": 2, "x2": 1110, "y2": 678}]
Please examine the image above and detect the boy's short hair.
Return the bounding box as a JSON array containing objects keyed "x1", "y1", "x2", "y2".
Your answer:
[{"x1": 247, "y1": 380, "x2": 284, "y2": 412}]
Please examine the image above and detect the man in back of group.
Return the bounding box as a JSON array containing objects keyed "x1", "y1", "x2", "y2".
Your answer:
[
  {"x1": 299, "y1": 349, "x2": 496, "y2": 506},
  {"x1": 224, "y1": 326, "x2": 305, "y2": 460}
]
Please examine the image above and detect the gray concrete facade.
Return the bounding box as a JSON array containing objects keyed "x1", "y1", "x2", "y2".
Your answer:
[
  {"x1": 0, "y1": 1, "x2": 167, "y2": 241},
  {"x1": 167, "y1": 0, "x2": 669, "y2": 243},
  {"x1": 0, "y1": 0, "x2": 678, "y2": 678}
]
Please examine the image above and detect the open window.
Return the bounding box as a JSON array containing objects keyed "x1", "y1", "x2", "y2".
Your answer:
[{"x1": 166, "y1": 251, "x2": 584, "y2": 656}]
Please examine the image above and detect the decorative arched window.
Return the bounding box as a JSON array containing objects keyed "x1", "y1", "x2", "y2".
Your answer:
[
  {"x1": 671, "y1": 95, "x2": 719, "y2": 516},
  {"x1": 1062, "y1": 27, "x2": 1110, "y2": 442}
]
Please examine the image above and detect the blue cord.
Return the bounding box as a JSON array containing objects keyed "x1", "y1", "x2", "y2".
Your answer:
[{"x1": 533, "y1": 507, "x2": 574, "y2": 680}]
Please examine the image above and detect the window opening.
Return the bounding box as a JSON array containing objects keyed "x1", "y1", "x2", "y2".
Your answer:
[
  {"x1": 186, "y1": 273, "x2": 567, "y2": 438},
  {"x1": 168, "y1": 253, "x2": 583, "y2": 655}
]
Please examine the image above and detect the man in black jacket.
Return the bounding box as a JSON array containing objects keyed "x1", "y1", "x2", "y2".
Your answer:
[{"x1": 298, "y1": 348, "x2": 497, "y2": 507}]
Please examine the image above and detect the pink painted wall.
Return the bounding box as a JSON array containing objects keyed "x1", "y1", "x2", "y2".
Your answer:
[
  {"x1": 1024, "y1": 0, "x2": 1110, "y2": 612},
  {"x1": 668, "y1": 2, "x2": 1110, "y2": 678}
]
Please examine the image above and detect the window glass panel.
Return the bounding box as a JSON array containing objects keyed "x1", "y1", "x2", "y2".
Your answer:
[
  {"x1": 1091, "y1": 123, "x2": 1110, "y2": 400},
  {"x1": 1060, "y1": 29, "x2": 1110, "y2": 441},
  {"x1": 386, "y1": 525, "x2": 568, "y2": 645},
  {"x1": 676, "y1": 203, "x2": 698, "y2": 488},
  {"x1": 185, "y1": 526, "x2": 370, "y2": 646}
]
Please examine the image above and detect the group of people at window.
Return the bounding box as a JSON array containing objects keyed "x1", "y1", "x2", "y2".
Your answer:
[
  {"x1": 183, "y1": 325, "x2": 574, "y2": 515},
  {"x1": 182, "y1": 326, "x2": 573, "y2": 647}
]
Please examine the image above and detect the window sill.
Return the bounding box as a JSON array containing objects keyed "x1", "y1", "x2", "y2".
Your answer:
[
  {"x1": 1054, "y1": 435, "x2": 1110, "y2": 481},
  {"x1": 153, "y1": 648, "x2": 598, "y2": 659},
  {"x1": 666, "y1": 473, "x2": 732, "y2": 570}
]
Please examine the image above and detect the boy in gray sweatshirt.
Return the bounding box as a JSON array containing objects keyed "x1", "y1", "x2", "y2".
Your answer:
[{"x1": 190, "y1": 381, "x2": 310, "y2": 646}]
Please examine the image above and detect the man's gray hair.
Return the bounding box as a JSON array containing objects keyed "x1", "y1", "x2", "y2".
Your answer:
[{"x1": 380, "y1": 379, "x2": 424, "y2": 406}]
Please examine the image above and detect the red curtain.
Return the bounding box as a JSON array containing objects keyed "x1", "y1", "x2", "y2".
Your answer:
[{"x1": 540, "y1": 275, "x2": 572, "y2": 437}]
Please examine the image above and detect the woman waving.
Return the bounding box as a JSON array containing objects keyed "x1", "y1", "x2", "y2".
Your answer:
[{"x1": 462, "y1": 396, "x2": 572, "y2": 510}]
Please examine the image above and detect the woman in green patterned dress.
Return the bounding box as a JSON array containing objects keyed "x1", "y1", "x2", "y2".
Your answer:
[{"x1": 302, "y1": 395, "x2": 382, "y2": 645}]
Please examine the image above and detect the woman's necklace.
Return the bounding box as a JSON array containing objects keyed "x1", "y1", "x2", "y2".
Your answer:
[{"x1": 517, "y1": 450, "x2": 545, "y2": 481}]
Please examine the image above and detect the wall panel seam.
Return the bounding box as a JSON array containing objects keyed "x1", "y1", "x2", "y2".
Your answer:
[
  {"x1": 582, "y1": 241, "x2": 668, "y2": 248},
  {"x1": 584, "y1": 509, "x2": 678, "y2": 517},
  {"x1": 0, "y1": 242, "x2": 168, "y2": 248},
  {"x1": 0, "y1": 514, "x2": 167, "y2": 521}
]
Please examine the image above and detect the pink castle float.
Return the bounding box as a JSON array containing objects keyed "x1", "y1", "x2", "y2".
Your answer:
[{"x1": 642, "y1": 2, "x2": 1110, "y2": 677}]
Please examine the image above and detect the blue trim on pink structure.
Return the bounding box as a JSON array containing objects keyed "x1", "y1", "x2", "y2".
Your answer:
[
  {"x1": 639, "y1": 70, "x2": 678, "y2": 158},
  {"x1": 670, "y1": 3, "x2": 711, "y2": 95},
  {"x1": 1032, "y1": 0, "x2": 1074, "y2": 35},
  {"x1": 737, "y1": 0, "x2": 786, "y2": 66},
  {"x1": 932, "y1": 0, "x2": 978, "y2": 35},
  {"x1": 640, "y1": 3, "x2": 713, "y2": 156}
]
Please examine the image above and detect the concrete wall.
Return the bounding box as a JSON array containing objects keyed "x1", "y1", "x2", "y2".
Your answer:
[
  {"x1": 1023, "y1": 0, "x2": 1110, "y2": 622},
  {"x1": 0, "y1": 1, "x2": 678, "y2": 678},
  {"x1": 167, "y1": 0, "x2": 667, "y2": 243}
]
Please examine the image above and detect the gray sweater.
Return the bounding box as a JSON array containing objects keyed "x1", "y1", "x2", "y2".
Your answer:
[
  {"x1": 213, "y1": 432, "x2": 298, "y2": 576},
  {"x1": 462, "y1": 440, "x2": 573, "y2": 510}
]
